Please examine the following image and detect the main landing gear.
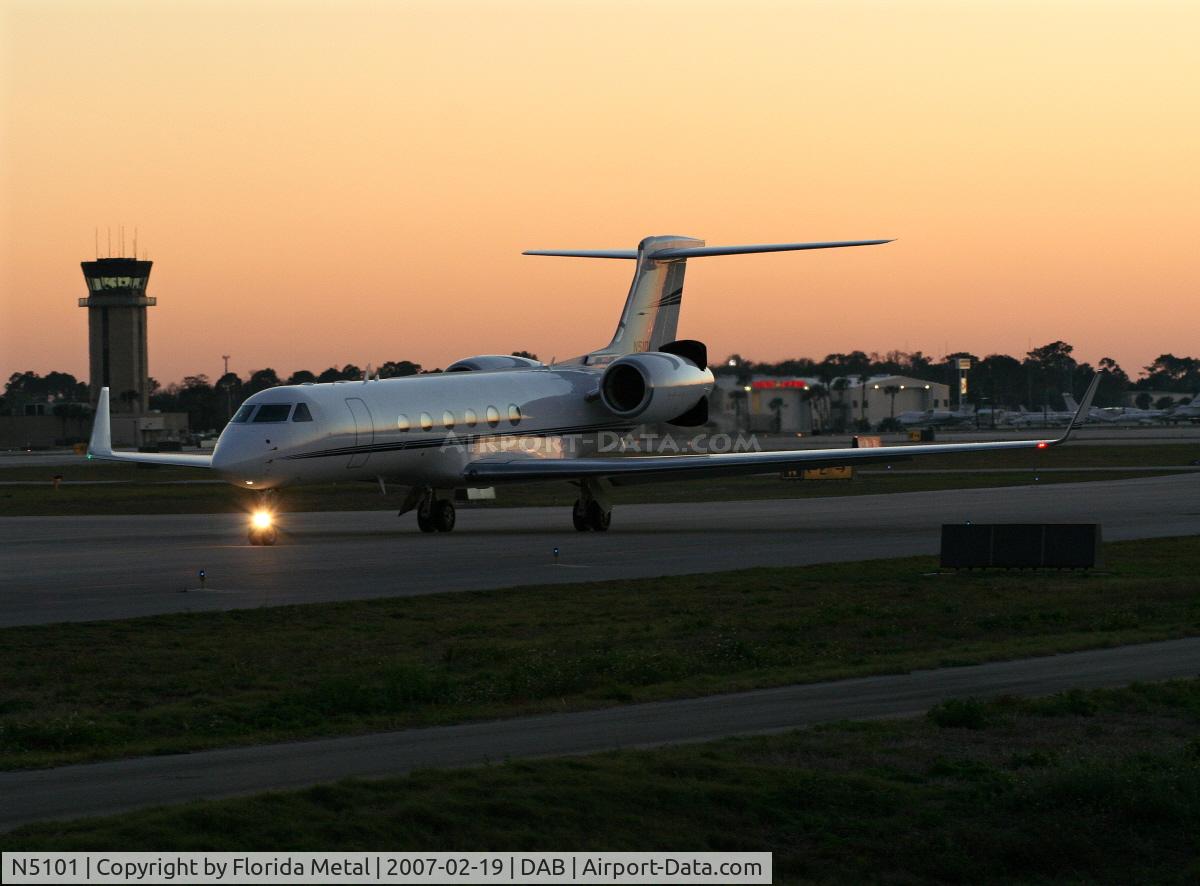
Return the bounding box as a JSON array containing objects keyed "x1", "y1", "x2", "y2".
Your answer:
[
  {"x1": 572, "y1": 478, "x2": 612, "y2": 532},
  {"x1": 416, "y1": 491, "x2": 456, "y2": 533}
]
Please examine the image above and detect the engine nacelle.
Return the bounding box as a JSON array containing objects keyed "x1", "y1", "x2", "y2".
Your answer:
[
  {"x1": 599, "y1": 351, "x2": 714, "y2": 422},
  {"x1": 446, "y1": 355, "x2": 544, "y2": 372}
]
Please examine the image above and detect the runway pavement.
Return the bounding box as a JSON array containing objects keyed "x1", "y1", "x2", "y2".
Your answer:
[
  {"x1": 3, "y1": 473, "x2": 1200, "y2": 627},
  {"x1": 3, "y1": 636, "x2": 1198, "y2": 831}
]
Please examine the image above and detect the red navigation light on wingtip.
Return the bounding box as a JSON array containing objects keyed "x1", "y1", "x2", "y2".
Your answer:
[{"x1": 1037, "y1": 442, "x2": 1048, "y2": 449}]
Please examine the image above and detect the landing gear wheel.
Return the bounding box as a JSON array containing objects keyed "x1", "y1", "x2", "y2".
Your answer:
[
  {"x1": 572, "y1": 499, "x2": 590, "y2": 532},
  {"x1": 248, "y1": 526, "x2": 278, "y2": 545},
  {"x1": 432, "y1": 499, "x2": 456, "y2": 532},
  {"x1": 586, "y1": 500, "x2": 611, "y2": 532},
  {"x1": 416, "y1": 497, "x2": 436, "y2": 533}
]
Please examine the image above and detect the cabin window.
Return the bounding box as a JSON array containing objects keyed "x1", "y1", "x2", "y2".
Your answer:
[
  {"x1": 508, "y1": 404, "x2": 522, "y2": 426},
  {"x1": 292, "y1": 403, "x2": 313, "y2": 422},
  {"x1": 396, "y1": 414, "x2": 410, "y2": 432},
  {"x1": 464, "y1": 408, "x2": 477, "y2": 428},
  {"x1": 486, "y1": 405, "x2": 500, "y2": 428},
  {"x1": 252, "y1": 404, "x2": 292, "y2": 422},
  {"x1": 231, "y1": 404, "x2": 255, "y2": 423},
  {"x1": 419, "y1": 412, "x2": 433, "y2": 431},
  {"x1": 443, "y1": 410, "x2": 455, "y2": 430}
]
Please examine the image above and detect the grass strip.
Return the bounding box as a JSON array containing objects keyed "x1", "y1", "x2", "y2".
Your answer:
[
  {"x1": 2, "y1": 536, "x2": 1198, "y2": 770},
  {"x1": 5, "y1": 680, "x2": 1200, "y2": 885}
]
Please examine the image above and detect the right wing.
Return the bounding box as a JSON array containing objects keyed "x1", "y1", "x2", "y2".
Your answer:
[
  {"x1": 464, "y1": 375, "x2": 1100, "y2": 486},
  {"x1": 87, "y1": 387, "x2": 214, "y2": 468}
]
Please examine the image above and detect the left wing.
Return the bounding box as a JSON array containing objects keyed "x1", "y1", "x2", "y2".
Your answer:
[
  {"x1": 87, "y1": 387, "x2": 214, "y2": 468},
  {"x1": 464, "y1": 375, "x2": 1099, "y2": 485}
]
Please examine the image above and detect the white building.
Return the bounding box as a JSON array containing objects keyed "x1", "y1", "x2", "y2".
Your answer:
[
  {"x1": 835, "y1": 375, "x2": 950, "y2": 428},
  {"x1": 711, "y1": 373, "x2": 951, "y2": 433}
]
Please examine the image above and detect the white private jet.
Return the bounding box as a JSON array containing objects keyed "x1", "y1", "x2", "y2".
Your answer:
[{"x1": 88, "y1": 234, "x2": 1100, "y2": 544}]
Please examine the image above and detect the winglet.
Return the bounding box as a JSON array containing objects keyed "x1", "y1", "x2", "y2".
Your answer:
[
  {"x1": 87, "y1": 387, "x2": 113, "y2": 458},
  {"x1": 1051, "y1": 373, "x2": 1101, "y2": 446}
]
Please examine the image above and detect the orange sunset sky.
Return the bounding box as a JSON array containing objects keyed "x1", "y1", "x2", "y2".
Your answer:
[{"x1": 2, "y1": 0, "x2": 1197, "y2": 386}]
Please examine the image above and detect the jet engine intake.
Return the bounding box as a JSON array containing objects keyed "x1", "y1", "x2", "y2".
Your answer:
[{"x1": 599, "y1": 351, "x2": 714, "y2": 422}]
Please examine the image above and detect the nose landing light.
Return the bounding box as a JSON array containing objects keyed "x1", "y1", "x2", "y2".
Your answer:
[{"x1": 248, "y1": 509, "x2": 277, "y2": 545}]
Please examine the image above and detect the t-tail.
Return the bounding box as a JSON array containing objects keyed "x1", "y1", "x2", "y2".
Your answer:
[{"x1": 524, "y1": 235, "x2": 891, "y2": 364}]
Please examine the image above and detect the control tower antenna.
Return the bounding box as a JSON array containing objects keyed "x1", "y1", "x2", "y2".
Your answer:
[{"x1": 222, "y1": 355, "x2": 230, "y2": 376}]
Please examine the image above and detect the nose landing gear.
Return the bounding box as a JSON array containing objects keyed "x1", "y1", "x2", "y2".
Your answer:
[
  {"x1": 247, "y1": 492, "x2": 278, "y2": 545},
  {"x1": 248, "y1": 522, "x2": 278, "y2": 546}
]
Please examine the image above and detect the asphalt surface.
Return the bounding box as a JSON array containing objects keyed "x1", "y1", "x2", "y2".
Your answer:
[
  {"x1": 3, "y1": 636, "x2": 1198, "y2": 831},
  {"x1": 4, "y1": 473, "x2": 1200, "y2": 627},
  {"x1": 2, "y1": 470, "x2": 1200, "y2": 629}
]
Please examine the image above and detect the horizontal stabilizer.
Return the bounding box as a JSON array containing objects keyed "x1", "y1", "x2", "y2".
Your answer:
[
  {"x1": 522, "y1": 240, "x2": 892, "y2": 261},
  {"x1": 649, "y1": 239, "x2": 893, "y2": 259},
  {"x1": 522, "y1": 249, "x2": 638, "y2": 259}
]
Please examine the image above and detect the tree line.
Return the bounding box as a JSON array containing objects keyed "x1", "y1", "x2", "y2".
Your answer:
[
  {"x1": 3, "y1": 344, "x2": 1195, "y2": 430},
  {"x1": 717, "y1": 343, "x2": 1198, "y2": 411}
]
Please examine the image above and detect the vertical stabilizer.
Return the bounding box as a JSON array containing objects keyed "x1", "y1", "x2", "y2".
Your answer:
[
  {"x1": 590, "y1": 235, "x2": 703, "y2": 361},
  {"x1": 522, "y1": 234, "x2": 891, "y2": 365}
]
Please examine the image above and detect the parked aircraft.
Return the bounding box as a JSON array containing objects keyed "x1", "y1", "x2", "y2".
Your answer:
[
  {"x1": 1062, "y1": 394, "x2": 1168, "y2": 426},
  {"x1": 1003, "y1": 402, "x2": 1078, "y2": 428},
  {"x1": 896, "y1": 406, "x2": 975, "y2": 428},
  {"x1": 89, "y1": 234, "x2": 1100, "y2": 543},
  {"x1": 1167, "y1": 399, "x2": 1200, "y2": 423}
]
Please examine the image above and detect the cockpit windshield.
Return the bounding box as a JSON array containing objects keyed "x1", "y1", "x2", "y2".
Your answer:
[
  {"x1": 231, "y1": 404, "x2": 256, "y2": 423},
  {"x1": 252, "y1": 404, "x2": 293, "y2": 423}
]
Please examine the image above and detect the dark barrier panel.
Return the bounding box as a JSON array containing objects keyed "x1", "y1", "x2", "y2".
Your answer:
[
  {"x1": 940, "y1": 524, "x2": 993, "y2": 569},
  {"x1": 992, "y1": 524, "x2": 1045, "y2": 569},
  {"x1": 940, "y1": 524, "x2": 1101, "y2": 569},
  {"x1": 1043, "y1": 524, "x2": 1104, "y2": 568}
]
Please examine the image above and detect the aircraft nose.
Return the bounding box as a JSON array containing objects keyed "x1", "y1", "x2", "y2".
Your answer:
[{"x1": 211, "y1": 437, "x2": 264, "y2": 481}]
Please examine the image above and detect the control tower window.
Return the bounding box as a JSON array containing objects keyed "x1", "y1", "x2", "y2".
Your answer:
[
  {"x1": 232, "y1": 404, "x2": 256, "y2": 423},
  {"x1": 89, "y1": 276, "x2": 147, "y2": 290},
  {"x1": 292, "y1": 403, "x2": 313, "y2": 422},
  {"x1": 252, "y1": 404, "x2": 292, "y2": 422}
]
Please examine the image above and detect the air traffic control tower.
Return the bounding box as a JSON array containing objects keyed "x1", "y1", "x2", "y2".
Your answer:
[{"x1": 78, "y1": 257, "x2": 156, "y2": 413}]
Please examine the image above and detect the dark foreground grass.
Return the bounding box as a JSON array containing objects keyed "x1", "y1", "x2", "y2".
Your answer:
[
  {"x1": 2, "y1": 536, "x2": 1199, "y2": 771},
  {"x1": 6, "y1": 681, "x2": 1200, "y2": 885},
  {"x1": 1, "y1": 441, "x2": 1194, "y2": 515}
]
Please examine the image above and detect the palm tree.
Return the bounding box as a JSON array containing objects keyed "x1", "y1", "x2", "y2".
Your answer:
[
  {"x1": 801, "y1": 383, "x2": 829, "y2": 432},
  {"x1": 728, "y1": 388, "x2": 748, "y2": 431},
  {"x1": 768, "y1": 397, "x2": 785, "y2": 433},
  {"x1": 883, "y1": 384, "x2": 902, "y2": 419}
]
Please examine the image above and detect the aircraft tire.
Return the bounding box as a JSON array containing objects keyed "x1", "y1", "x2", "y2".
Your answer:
[
  {"x1": 247, "y1": 528, "x2": 262, "y2": 545},
  {"x1": 433, "y1": 499, "x2": 456, "y2": 532},
  {"x1": 260, "y1": 526, "x2": 278, "y2": 546},
  {"x1": 572, "y1": 499, "x2": 590, "y2": 532},
  {"x1": 586, "y1": 500, "x2": 611, "y2": 532}
]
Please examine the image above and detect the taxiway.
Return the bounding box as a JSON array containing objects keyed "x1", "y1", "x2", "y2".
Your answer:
[{"x1": 3, "y1": 473, "x2": 1199, "y2": 627}]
